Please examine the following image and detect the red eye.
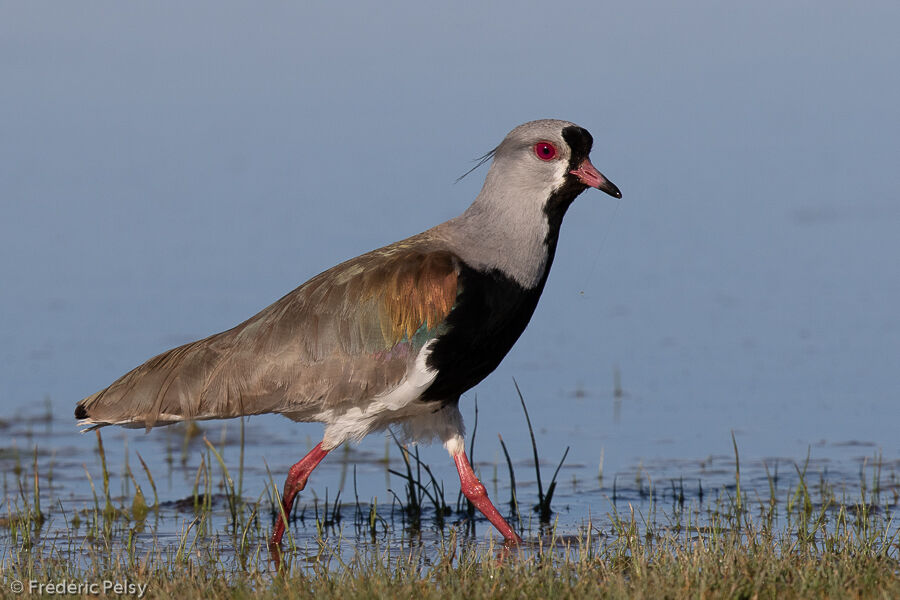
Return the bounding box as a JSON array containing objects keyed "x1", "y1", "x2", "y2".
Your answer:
[{"x1": 534, "y1": 141, "x2": 557, "y2": 161}]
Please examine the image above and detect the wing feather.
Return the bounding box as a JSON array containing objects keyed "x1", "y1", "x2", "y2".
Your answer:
[{"x1": 76, "y1": 241, "x2": 460, "y2": 430}]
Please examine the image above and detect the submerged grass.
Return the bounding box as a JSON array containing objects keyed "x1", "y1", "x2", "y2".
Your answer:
[
  {"x1": 3, "y1": 492, "x2": 898, "y2": 599},
  {"x1": 1, "y1": 391, "x2": 899, "y2": 599}
]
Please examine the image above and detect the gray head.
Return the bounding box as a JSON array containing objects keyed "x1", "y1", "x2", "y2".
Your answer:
[
  {"x1": 484, "y1": 119, "x2": 620, "y2": 204},
  {"x1": 446, "y1": 119, "x2": 621, "y2": 288}
]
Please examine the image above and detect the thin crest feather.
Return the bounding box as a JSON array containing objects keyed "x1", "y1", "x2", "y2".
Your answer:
[{"x1": 454, "y1": 147, "x2": 496, "y2": 184}]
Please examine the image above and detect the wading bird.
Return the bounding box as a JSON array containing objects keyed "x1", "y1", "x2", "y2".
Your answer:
[{"x1": 75, "y1": 119, "x2": 622, "y2": 546}]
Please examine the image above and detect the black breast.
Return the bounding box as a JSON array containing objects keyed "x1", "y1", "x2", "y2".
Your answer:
[{"x1": 421, "y1": 261, "x2": 547, "y2": 402}]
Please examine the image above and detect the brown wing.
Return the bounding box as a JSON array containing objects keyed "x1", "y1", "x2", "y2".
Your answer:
[{"x1": 76, "y1": 240, "x2": 459, "y2": 429}]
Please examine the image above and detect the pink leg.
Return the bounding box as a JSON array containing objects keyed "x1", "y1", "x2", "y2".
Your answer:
[
  {"x1": 269, "y1": 442, "x2": 330, "y2": 547},
  {"x1": 454, "y1": 451, "x2": 523, "y2": 544}
]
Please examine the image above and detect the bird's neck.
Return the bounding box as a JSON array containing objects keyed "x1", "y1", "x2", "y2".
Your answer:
[{"x1": 443, "y1": 186, "x2": 563, "y2": 290}]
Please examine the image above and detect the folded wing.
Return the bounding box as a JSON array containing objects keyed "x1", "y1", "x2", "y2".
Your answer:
[{"x1": 75, "y1": 242, "x2": 460, "y2": 430}]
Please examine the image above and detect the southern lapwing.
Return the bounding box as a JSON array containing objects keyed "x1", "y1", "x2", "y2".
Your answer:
[{"x1": 75, "y1": 119, "x2": 621, "y2": 546}]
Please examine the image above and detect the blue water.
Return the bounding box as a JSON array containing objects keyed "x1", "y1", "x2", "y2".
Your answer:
[{"x1": 2, "y1": 2, "x2": 899, "y2": 548}]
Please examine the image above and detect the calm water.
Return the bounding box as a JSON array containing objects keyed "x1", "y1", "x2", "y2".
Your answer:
[{"x1": 2, "y1": 2, "x2": 899, "y2": 555}]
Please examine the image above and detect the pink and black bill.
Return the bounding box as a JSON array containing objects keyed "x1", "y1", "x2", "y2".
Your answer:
[{"x1": 562, "y1": 125, "x2": 621, "y2": 199}]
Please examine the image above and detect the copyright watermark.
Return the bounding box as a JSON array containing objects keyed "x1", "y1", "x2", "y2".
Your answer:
[{"x1": 8, "y1": 579, "x2": 147, "y2": 597}]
